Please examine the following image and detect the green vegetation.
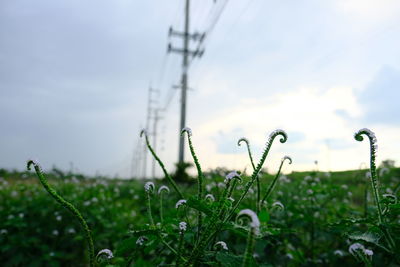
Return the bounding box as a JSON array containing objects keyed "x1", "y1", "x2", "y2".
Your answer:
[{"x1": 1, "y1": 128, "x2": 399, "y2": 266}]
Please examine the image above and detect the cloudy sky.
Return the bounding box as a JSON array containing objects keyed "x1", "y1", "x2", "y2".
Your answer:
[{"x1": 1, "y1": 0, "x2": 400, "y2": 178}]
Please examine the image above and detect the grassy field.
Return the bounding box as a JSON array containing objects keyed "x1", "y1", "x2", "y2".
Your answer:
[{"x1": 1, "y1": 163, "x2": 399, "y2": 266}]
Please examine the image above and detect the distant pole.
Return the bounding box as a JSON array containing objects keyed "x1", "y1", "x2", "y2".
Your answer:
[
  {"x1": 142, "y1": 87, "x2": 158, "y2": 178},
  {"x1": 151, "y1": 108, "x2": 162, "y2": 178},
  {"x1": 179, "y1": 0, "x2": 190, "y2": 164},
  {"x1": 168, "y1": 0, "x2": 205, "y2": 163}
]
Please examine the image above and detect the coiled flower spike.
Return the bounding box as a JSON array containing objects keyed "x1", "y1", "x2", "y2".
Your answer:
[
  {"x1": 181, "y1": 127, "x2": 204, "y2": 241},
  {"x1": 144, "y1": 182, "x2": 155, "y2": 226},
  {"x1": 27, "y1": 160, "x2": 95, "y2": 267},
  {"x1": 227, "y1": 129, "x2": 288, "y2": 221},
  {"x1": 158, "y1": 185, "x2": 170, "y2": 224},
  {"x1": 236, "y1": 209, "x2": 260, "y2": 267},
  {"x1": 96, "y1": 248, "x2": 113, "y2": 261},
  {"x1": 144, "y1": 182, "x2": 155, "y2": 193},
  {"x1": 205, "y1": 194, "x2": 215, "y2": 202},
  {"x1": 354, "y1": 128, "x2": 396, "y2": 252},
  {"x1": 238, "y1": 137, "x2": 259, "y2": 212},
  {"x1": 354, "y1": 129, "x2": 382, "y2": 223},
  {"x1": 141, "y1": 129, "x2": 183, "y2": 199},
  {"x1": 175, "y1": 199, "x2": 187, "y2": 209},
  {"x1": 214, "y1": 241, "x2": 228, "y2": 251},
  {"x1": 158, "y1": 185, "x2": 170, "y2": 195},
  {"x1": 261, "y1": 156, "x2": 292, "y2": 204}
]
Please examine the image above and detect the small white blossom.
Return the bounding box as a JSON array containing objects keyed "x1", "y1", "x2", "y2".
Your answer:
[
  {"x1": 237, "y1": 209, "x2": 260, "y2": 235},
  {"x1": 364, "y1": 249, "x2": 373, "y2": 256},
  {"x1": 349, "y1": 243, "x2": 364, "y2": 256},
  {"x1": 97, "y1": 248, "x2": 114, "y2": 259},
  {"x1": 181, "y1": 127, "x2": 192, "y2": 136},
  {"x1": 214, "y1": 241, "x2": 228, "y2": 250},
  {"x1": 52, "y1": 230, "x2": 59, "y2": 236},
  {"x1": 68, "y1": 228, "x2": 76, "y2": 234},
  {"x1": 136, "y1": 236, "x2": 147, "y2": 246},
  {"x1": 205, "y1": 194, "x2": 215, "y2": 201},
  {"x1": 334, "y1": 250, "x2": 344, "y2": 257},
  {"x1": 224, "y1": 171, "x2": 240, "y2": 183},
  {"x1": 158, "y1": 185, "x2": 170, "y2": 195},
  {"x1": 272, "y1": 201, "x2": 284, "y2": 210},
  {"x1": 144, "y1": 182, "x2": 155, "y2": 193},
  {"x1": 56, "y1": 215, "x2": 62, "y2": 221},
  {"x1": 0, "y1": 229, "x2": 8, "y2": 235},
  {"x1": 179, "y1": 222, "x2": 187, "y2": 233},
  {"x1": 175, "y1": 199, "x2": 187, "y2": 209}
]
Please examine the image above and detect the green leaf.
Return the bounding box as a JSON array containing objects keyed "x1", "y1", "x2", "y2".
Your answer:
[
  {"x1": 215, "y1": 252, "x2": 244, "y2": 267},
  {"x1": 347, "y1": 231, "x2": 381, "y2": 244},
  {"x1": 258, "y1": 210, "x2": 270, "y2": 223},
  {"x1": 186, "y1": 196, "x2": 214, "y2": 216}
]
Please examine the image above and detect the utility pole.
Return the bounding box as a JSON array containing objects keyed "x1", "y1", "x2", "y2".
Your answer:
[
  {"x1": 168, "y1": 0, "x2": 205, "y2": 163},
  {"x1": 142, "y1": 87, "x2": 159, "y2": 179},
  {"x1": 151, "y1": 108, "x2": 163, "y2": 178}
]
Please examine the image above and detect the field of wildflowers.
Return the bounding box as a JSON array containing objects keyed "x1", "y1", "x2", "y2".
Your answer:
[{"x1": 1, "y1": 128, "x2": 399, "y2": 266}]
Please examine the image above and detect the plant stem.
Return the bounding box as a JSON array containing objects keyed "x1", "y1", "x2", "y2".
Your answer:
[
  {"x1": 27, "y1": 160, "x2": 95, "y2": 267},
  {"x1": 141, "y1": 131, "x2": 184, "y2": 199}
]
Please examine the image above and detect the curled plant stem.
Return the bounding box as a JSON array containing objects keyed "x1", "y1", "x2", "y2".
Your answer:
[
  {"x1": 27, "y1": 160, "x2": 95, "y2": 267},
  {"x1": 354, "y1": 129, "x2": 382, "y2": 223},
  {"x1": 237, "y1": 209, "x2": 260, "y2": 267},
  {"x1": 354, "y1": 128, "x2": 396, "y2": 252},
  {"x1": 226, "y1": 130, "x2": 288, "y2": 222},
  {"x1": 261, "y1": 156, "x2": 292, "y2": 204},
  {"x1": 182, "y1": 127, "x2": 204, "y2": 243},
  {"x1": 146, "y1": 192, "x2": 154, "y2": 226},
  {"x1": 238, "y1": 138, "x2": 259, "y2": 212},
  {"x1": 242, "y1": 229, "x2": 255, "y2": 267},
  {"x1": 141, "y1": 130, "x2": 184, "y2": 199}
]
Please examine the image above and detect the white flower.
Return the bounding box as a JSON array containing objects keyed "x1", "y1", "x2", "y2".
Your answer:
[
  {"x1": 144, "y1": 182, "x2": 155, "y2": 193},
  {"x1": 205, "y1": 194, "x2": 215, "y2": 201},
  {"x1": 237, "y1": 209, "x2": 260, "y2": 235},
  {"x1": 56, "y1": 215, "x2": 62, "y2": 221},
  {"x1": 214, "y1": 241, "x2": 228, "y2": 250},
  {"x1": 136, "y1": 236, "x2": 147, "y2": 246},
  {"x1": 334, "y1": 250, "x2": 344, "y2": 257},
  {"x1": 158, "y1": 185, "x2": 170, "y2": 195},
  {"x1": 364, "y1": 249, "x2": 373, "y2": 256},
  {"x1": 175, "y1": 199, "x2": 187, "y2": 209},
  {"x1": 224, "y1": 171, "x2": 240, "y2": 183},
  {"x1": 272, "y1": 201, "x2": 284, "y2": 210},
  {"x1": 97, "y1": 248, "x2": 114, "y2": 259},
  {"x1": 348, "y1": 243, "x2": 364, "y2": 256},
  {"x1": 179, "y1": 222, "x2": 187, "y2": 233},
  {"x1": 181, "y1": 127, "x2": 192, "y2": 136},
  {"x1": 0, "y1": 229, "x2": 8, "y2": 235},
  {"x1": 52, "y1": 230, "x2": 59, "y2": 236},
  {"x1": 68, "y1": 228, "x2": 76, "y2": 234}
]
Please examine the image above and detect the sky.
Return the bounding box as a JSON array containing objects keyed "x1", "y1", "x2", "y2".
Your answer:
[{"x1": 1, "y1": 0, "x2": 400, "y2": 178}]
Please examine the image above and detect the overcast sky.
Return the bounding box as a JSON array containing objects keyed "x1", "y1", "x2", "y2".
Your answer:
[{"x1": 1, "y1": 0, "x2": 400, "y2": 178}]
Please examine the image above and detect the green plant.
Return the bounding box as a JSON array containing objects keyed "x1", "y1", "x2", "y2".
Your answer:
[{"x1": 27, "y1": 160, "x2": 95, "y2": 267}]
